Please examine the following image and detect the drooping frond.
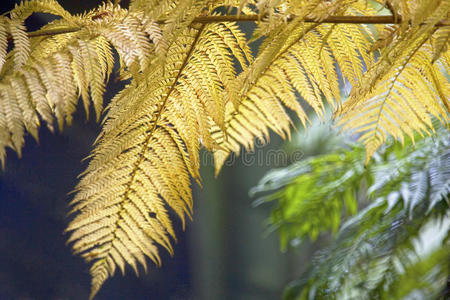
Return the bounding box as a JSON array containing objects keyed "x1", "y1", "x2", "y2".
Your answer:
[
  {"x1": 253, "y1": 122, "x2": 450, "y2": 299},
  {"x1": 0, "y1": 2, "x2": 166, "y2": 165},
  {"x1": 8, "y1": 18, "x2": 31, "y2": 70},
  {"x1": 432, "y1": 25, "x2": 450, "y2": 62},
  {"x1": 66, "y1": 17, "x2": 251, "y2": 297},
  {"x1": 337, "y1": 0, "x2": 450, "y2": 162},
  {"x1": 8, "y1": 0, "x2": 74, "y2": 21},
  {"x1": 213, "y1": 1, "x2": 378, "y2": 174}
]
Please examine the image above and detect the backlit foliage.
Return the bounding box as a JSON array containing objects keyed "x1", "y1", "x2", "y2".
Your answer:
[
  {"x1": 0, "y1": 0, "x2": 448, "y2": 297},
  {"x1": 252, "y1": 122, "x2": 449, "y2": 299}
]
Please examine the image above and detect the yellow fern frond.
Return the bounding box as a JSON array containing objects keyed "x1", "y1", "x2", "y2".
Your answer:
[
  {"x1": 338, "y1": 0, "x2": 450, "y2": 162},
  {"x1": 9, "y1": 0, "x2": 73, "y2": 21},
  {"x1": 0, "y1": 3, "x2": 166, "y2": 163},
  {"x1": 8, "y1": 19, "x2": 30, "y2": 70},
  {"x1": 339, "y1": 42, "x2": 449, "y2": 162},
  {"x1": 0, "y1": 85, "x2": 25, "y2": 159},
  {"x1": 213, "y1": 2, "x2": 377, "y2": 174},
  {"x1": 0, "y1": 18, "x2": 7, "y2": 72},
  {"x1": 8, "y1": 76, "x2": 40, "y2": 140},
  {"x1": 432, "y1": 26, "x2": 450, "y2": 63},
  {"x1": 66, "y1": 17, "x2": 252, "y2": 295}
]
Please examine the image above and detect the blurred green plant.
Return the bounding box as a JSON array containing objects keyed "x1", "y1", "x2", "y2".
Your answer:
[{"x1": 252, "y1": 121, "x2": 450, "y2": 299}]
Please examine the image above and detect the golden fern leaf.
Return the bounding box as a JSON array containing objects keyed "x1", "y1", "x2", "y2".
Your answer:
[
  {"x1": 385, "y1": 0, "x2": 442, "y2": 30},
  {"x1": 66, "y1": 17, "x2": 251, "y2": 296},
  {"x1": 78, "y1": 39, "x2": 106, "y2": 122},
  {"x1": 432, "y1": 26, "x2": 450, "y2": 63},
  {"x1": 1, "y1": 1, "x2": 449, "y2": 298},
  {"x1": 8, "y1": 76, "x2": 40, "y2": 140},
  {"x1": 339, "y1": 44, "x2": 449, "y2": 163},
  {"x1": 8, "y1": 19, "x2": 31, "y2": 70},
  {"x1": 9, "y1": 0, "x2": 73, "y2": 21},
  {"x1": 338, "y1": 0, "x2": 450, "y2": 162},
  {"x1": 0, "y1": 18, "x2": 8, "y2": 72},
  {"x1": 212, "y1": 22, "x2": 316, "y2": 173},
  {"x1": 370, "y1": 24, "x2": 398, "y2": 52},
  {"x1": 129, "y1": 0, "x2": 177, "y2": 17},
  {"x1": 4, "y1": 0, "x2": 72, "y2": 72},
  {"x1": 96, "y1": 11, "x2": 155, "y2": 74},
  {"x1": 0, "y1": 3, "x2": 166, "y2": 163},
  {"x1": 0, "y1": 85, "x2": 25, "y2": 160},
  {"x1": 21, "y1": 66, "x2": 54, "y2": 129},
  {"x1": 213, "y1": 2, "x2": 376, "y2": 174}
]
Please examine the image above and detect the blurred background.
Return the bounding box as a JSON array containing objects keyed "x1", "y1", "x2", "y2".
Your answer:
[{"x1": 0, "y1": 1, "x2": 317, "y2": 299}]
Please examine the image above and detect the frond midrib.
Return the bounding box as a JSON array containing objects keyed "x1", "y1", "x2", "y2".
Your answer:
[{"x1": 101, "y1": 23, "x2": 206, "y2": 264}]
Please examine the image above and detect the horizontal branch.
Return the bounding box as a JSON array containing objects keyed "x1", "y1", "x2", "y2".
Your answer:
[
  {"x1": 9, "y1": 15, "x2": 450, "y2": 41},
  {"x1": 194, "y1": 15, "x2": 401, "y2": 24}
]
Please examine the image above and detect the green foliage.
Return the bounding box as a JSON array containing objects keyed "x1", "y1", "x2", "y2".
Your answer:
[
  {"x1": 253, "y1": 124, "x2": 450, "y2": 299},
  {"x1": 251, "y1": 143, "x2": 366, "y2": 248}
]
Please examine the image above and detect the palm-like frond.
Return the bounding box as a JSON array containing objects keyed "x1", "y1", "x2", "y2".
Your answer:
[
  {"x1": 212, "y1": 1, "x2": 381, "y2": 174},
  {"x1": 0, "y1": 2, "x2": 167, "y2": 166},
  {"x1": 253, "y1": 123, "x2": 450, "y2": 299},
  {"x1": 337, "y1": 0, "x2": 450, "y2": 162},
  {"x1": 66, "y1": 18, "x2": 252, "y2": 297},
  {"x1": 251, "y1": 143, "x2": 365, "y2": 247}
]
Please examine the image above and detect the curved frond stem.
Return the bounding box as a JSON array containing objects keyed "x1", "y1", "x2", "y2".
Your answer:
[
  {"x1": 105, "y1": 20, "x2": 205, "y2": 264},
  {"x1": 385, "y1": 1, "x2": 397, "y2": 20},
  {"x1": 113, "y1": 24, "x2": 206, "y2": 221},
  {"x1": 6, "y1": 26, "x2": 82, "y2": 43},
  {"x1": 367, "y1": 30, "x2": 437, "y2": 163},
  {"x1": 84, "y1": 23, "x2": 206, "y2": 300},
  {"x1": 373, "y1": 42, "x2": 426, "y2": 136}
]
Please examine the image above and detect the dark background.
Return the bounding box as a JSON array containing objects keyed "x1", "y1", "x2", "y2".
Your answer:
[{"x1": 0, "y1": 1, "x2": 308, "y2": 299}]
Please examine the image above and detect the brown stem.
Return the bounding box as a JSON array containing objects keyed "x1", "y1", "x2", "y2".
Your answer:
[
  {"x1": 384, "y1": 1, "x2": 399, "y2": 23},
  {"x1": 7, "y1": 15, "x2": 449, "y2": 42},
  {"x1": 194, "y1": 15, "x2": 401, "y2": 24}
]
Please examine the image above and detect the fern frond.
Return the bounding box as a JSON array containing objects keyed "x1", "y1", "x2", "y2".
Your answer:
[
  {"x1": 267, "y1": 125, "x2": 450, "y2": 300},
  {"x1": 0, "y1": 3, "x2": 167, "y2": 163},
  {"x1": 0, "y1": 18, "x2": 7, "y2": 73},
  {"x1": 338, "y1": 43, "x2": 450, "y2": 163},
  {"x1": 0, "y1": 86, "x2": 25, "y2": 159},
  {"x1": 78, "y1": 40, "x2": 106, "y2": 122},
  {"x1": 337, "y1": 0, "x2": 450, "y2": 162},
  {"x1": 96, "y1": 11, "x2": 156, "y2": 74},
  {"x1": 213, "y1": 2, "x2": 377, "y2": 174},
  {"x1": 66, "y1": 19, "x2": 252, "y2": 296},
  {"x1": 252, "y1": 145, "x2": 365, "y2": 248},
  {"x1": 21, "y1": 67, "x2": 53, "y2": 130},
  {"x1": 9, "y1": 0, "x2": 73, "y2": 21},
  {"x1": 432, "y1": 26, "x2": 450, "y2": 63},
  {"x1": 128, "y1": 0, "x2": 177, "y2": 18},
  {"x1": 0, "y1": 1, "x2": 449, "y2": 298},
  {"x1": 379, "y1": 245, "x2": 450, "y2": 299},
  {"x1": 8, "y1": 19, "x2": 30, "y2": 70},
  {"x1": 8, "y1": 76, "x2": 40, "y2": 140}
]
